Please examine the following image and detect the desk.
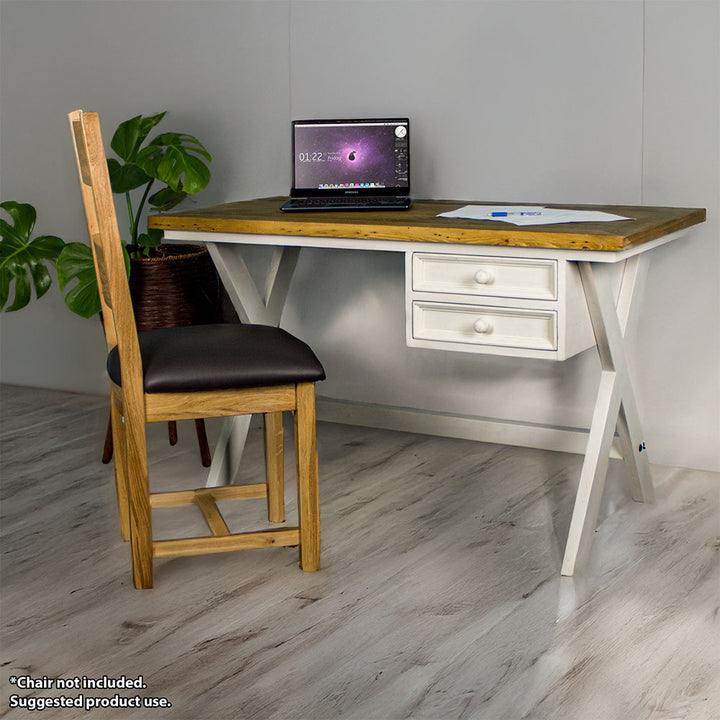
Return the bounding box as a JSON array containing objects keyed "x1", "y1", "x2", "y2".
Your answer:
[{"x1": 150, "y1": 197, "x2": 705, "y2": 575}]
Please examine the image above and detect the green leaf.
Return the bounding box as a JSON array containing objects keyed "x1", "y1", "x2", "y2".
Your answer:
[
  {"x1": 63, "y1": 279, "x2": 102, "y2": 318},
  {"x1": 57, "y1": 242, "x2": 95, "y2": 288},
  {"x1": 107, "y1": 158, "x2": 151, "y2": 193},
  {"x1": 151, "y1": 132, "x2": 212, "y2": 162},
  {"x1": 29, "y1": 235, "x2": 67, "y2": 260},
  {"x1": 135, "y1": 133, "x2": 211, "y2": 194},
  {"x1": 110, "y1": 112, "x2": 166, "y2": 163},
  {"x1": 0, "y1": 201, "x2": 65, "y2": 312},
  {"x1": 57, "y1": 242, "x2": 101, "y2": 317},
  {"x1": 0, "y1": 201, "x2": 36, "y2": 241},
  {"x1": 57, "y1": 241, "x2": 131, "y2": 317},
  {"x1": 29, "y1": 260, "x2": 52, "y2": 300},
  {"x1": 149, "y1": 186, "x2": 187, "y2": 212},
  {"x1": 6, "y1": 265, "x2": 30, "y2": 311},
  {"x1": 0, "y1": 264, "x2": 9, "y2": 309},
  {"x1": 136, "y1": 228, "x2": 163, "y2": 251}
]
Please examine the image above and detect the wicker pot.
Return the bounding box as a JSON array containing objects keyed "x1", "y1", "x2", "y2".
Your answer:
[{"x1": 128, "y1": 244, "x2": 221, "y2": 332}]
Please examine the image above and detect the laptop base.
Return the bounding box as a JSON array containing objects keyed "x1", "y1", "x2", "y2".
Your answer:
[{"x1": 281, "y1": 196, "x2": 412, "y2": 212}]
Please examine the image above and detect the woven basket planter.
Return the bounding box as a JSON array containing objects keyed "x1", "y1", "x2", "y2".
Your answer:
[{"x1": 128, "y1": 244, "x2": 221, "y2": 332}]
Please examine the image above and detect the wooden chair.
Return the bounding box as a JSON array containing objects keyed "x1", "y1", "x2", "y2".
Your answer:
[{"x1": 69, "y1": 110, "x2": 324, "y2": 589}]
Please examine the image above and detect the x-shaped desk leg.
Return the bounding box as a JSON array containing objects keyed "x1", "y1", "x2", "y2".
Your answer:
[
  {"x1": 561, "y1": 256, "x2": 655, "y2": 575},
  {"x1": 202, "y1": 242, "x2": 655, "y2": 573},
  {"x1": 204, "y1": 244, "x2": 300, "y2": 487}
]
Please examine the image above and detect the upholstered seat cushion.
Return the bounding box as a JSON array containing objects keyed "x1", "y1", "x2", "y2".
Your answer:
[{"x1": 107, "y1": 324, "x2": 325, "y2": 393}]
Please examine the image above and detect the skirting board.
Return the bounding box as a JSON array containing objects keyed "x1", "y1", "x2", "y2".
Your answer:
[{"x1": 316, "y1": 396, "x2": 623, "y2": 459}]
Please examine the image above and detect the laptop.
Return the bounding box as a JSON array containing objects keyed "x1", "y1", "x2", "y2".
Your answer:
[{"x1": 281, "y1": 118, "x2": 411, "y2": 212}]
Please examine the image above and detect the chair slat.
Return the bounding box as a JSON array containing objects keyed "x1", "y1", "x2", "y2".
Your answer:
[
  {"x1": 144, "y1": 385, "x2": 296, "y2": 422},
  {"x1": 153, "y1": 529, "x2": 301, "y2": 558},
  {"x1": 150, "y1": 484, "x2": 267, "y2": 507},
  {"x1": 194, "y1": 493, "x2": 231, "y2": 537}
]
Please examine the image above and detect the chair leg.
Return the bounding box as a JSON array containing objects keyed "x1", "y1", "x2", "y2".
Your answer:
[
  {"x1": 168, "y1": 421, "x2": 178, "y2": 446},
  {"x1": 123, "y1": 410, "x2": 154, "y2": 589},
  {"x1": 264, "y1": 412, "x2": 285, "y2": 523},
  {"x1": 110, "y1": 389, "x2": 130, "y2": 543},
  {"x1": 294, "y1": 383, "x2": 320, "y2": 572},
  {"x1": 195, "y1": 419, "x2": 212, "y2": 467}
]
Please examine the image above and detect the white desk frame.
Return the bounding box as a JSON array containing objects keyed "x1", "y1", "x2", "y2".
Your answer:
[{"x1": 161, "y1": 227, "x2": 689, "y2": 576}]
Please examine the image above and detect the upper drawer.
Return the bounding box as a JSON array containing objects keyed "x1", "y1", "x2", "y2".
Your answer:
[{"x1": 412, "y1": 253, "x2": 557, "y2": 300}]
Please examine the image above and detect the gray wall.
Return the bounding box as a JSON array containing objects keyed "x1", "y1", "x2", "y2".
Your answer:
[{"x1": 1, "y1": 0, "x2": 718, "y2": 471}]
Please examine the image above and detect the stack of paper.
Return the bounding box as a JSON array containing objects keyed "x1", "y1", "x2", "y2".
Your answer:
[{"x1": 437, "y1": 205, "x2": 632, "y2": 226}]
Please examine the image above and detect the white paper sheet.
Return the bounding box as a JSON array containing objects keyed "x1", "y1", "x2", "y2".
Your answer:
[{"x1": 437, "y1": 205, "x2": 632, "y2": 226}]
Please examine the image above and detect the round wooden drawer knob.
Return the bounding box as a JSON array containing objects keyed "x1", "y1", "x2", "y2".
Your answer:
[
  {"x1": 473, "y1": 318, "x2": 493, "y2": 334},
  {"x1": 474, "y1": 269, "x2": 494, "y2": 284}
]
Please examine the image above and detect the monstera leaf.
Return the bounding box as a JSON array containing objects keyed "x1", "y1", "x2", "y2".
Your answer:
[
  {"x1": 0, "y1": 201, "x2": 65, "y2": 312},
  {"x1": 57, "y1": 241, "x2": 131, "y2": 318},
  {"x1": 110, "y1": 112, "x2": 166, "y2": 164},
  {"x1": 136, "y1": 131, "x2": 211, "y2": 195},
  {"x1": 56, "y1": 243, "x2": 101, "y2": 318},
  {"x1": 107, "y1": 112, "x2": 165, "y2": 194}
]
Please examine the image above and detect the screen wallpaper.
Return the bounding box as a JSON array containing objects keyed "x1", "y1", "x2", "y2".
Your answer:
[{"x1": 293, "y1": 122, "x2": 408, "y2": 190}]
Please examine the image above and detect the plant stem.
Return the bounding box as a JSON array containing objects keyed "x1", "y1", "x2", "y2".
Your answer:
[
  {"x1": 125, "y1": 192, "x2": 135, "y2": 243},
  {"x1": 132, "y1": 180, "x2": 155, "y2": 249}
]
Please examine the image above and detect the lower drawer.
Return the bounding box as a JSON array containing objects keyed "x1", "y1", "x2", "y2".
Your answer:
[{"x1": 412, "y1": 301, "x2": 557, "y2": 351}]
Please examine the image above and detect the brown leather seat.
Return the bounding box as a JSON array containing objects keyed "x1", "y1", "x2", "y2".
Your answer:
[{"x1": 108, "y1": 323, "x2": 325, "y2": 392}]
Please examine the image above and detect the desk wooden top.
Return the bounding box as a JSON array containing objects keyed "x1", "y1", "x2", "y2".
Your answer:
[{"x1": 149, "y1": 197, "x2": 706, "y2": 252}]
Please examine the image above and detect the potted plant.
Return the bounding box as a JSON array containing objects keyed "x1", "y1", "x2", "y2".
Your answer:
[
  {"x1": 1, "y1": 113, "x2": 219, "y2": 466},
  {"x1": 2, "y1": 113, "x2": 215, "y2": 317},
  {"x1": 57, "y1": 111, "x2": 217, "y2": 322}
]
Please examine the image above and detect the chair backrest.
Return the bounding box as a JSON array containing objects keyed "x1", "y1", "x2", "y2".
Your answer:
[
  {"x1": 68, "y1": 110, "x2": 145, "y2": 411},
  {"x1": 68, "y1": 112, "x2": 117, "y2": 351}
]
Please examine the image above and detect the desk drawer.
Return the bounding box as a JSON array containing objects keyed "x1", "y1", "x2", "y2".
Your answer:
[
  {"x1": 412, "y1": 253, "x2": 557, "y2": 300},
  {"x1": 412, "y1": 301, "x2": 557, "y2": 351}
]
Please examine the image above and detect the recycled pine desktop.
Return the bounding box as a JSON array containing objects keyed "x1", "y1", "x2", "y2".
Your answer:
[{"x1": 149, "y1": 197, "x2": 706, "y2": 575}]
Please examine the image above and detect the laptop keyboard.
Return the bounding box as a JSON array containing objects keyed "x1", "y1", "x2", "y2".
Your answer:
[{"x1": 282, "y1": 196, "x2": 412, "y2": 212}]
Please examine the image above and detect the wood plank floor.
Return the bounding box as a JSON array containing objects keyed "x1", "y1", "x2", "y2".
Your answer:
[{"x1": 1, "y1": 384, "x2": 718, "y2": 720}]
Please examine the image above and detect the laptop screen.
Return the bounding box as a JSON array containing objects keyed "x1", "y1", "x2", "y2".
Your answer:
[{"x1": 290, "y1": 118, "x2": 409, "y2": 197}]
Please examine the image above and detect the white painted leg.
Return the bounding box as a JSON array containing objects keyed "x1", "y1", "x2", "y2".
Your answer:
[
  {"x1": 207, "y1": 244, "x2": 268, "y2": 325},
  {"x1": 207, "y1": 243, "x2": 300, "y2": 326},
  {"x1": 561, "y1": 370, "x2": 622, "y2": 575},
  {"x1": 205, "y1": 414, "x2": 252, "y2": 487},
  {"x1": 611, "y1": 256, "x2": 654, "y2": 503},
  {"x1": 561, "y1": 259, "x2": 654, "y2": 575},
  {"x1": 264, "y1": 246, "x2": 300, "y2": 324},
  {"x1": 203, "y1": 243, "x2": 301, "y2": 486}
]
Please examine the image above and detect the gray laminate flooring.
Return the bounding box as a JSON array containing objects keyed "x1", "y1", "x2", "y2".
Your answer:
[{"x1": 1, "y1": 384, "x2": 718, "y2": 720}]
